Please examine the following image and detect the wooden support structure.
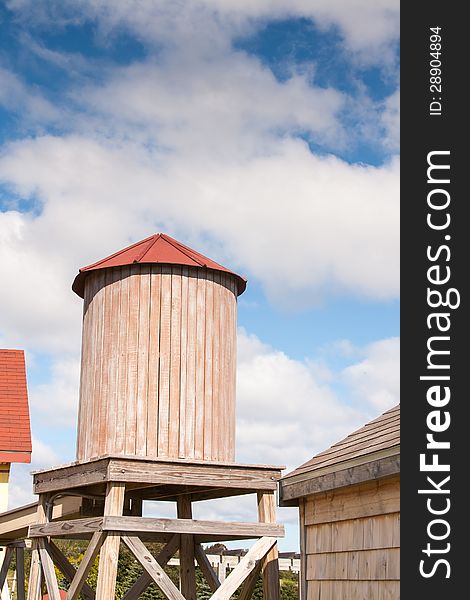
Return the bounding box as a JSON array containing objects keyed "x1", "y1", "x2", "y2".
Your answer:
[
  {"x1": 22, "y1": 456, "x2": 284, "y2": 600},
  {"x1": 27, "y1": 494, "x2": 48, "y2": 600},
  {"x1": 177, "y1": 496, "x2": 196, "y2": 600},
  {"x1": 95, "y1": 482, "x2": 125, "y2": 600},
  {"x1": 122, "y1": 534, "x2": 180, "y2": 600},
  {"x1": 257, "y1": 491, "x2": 281, "y2": 600}
]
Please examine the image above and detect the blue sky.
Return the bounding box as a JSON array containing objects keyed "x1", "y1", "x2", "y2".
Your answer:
[{"x1": 0, "y1": 1, "x2": 399, "y2": 551}]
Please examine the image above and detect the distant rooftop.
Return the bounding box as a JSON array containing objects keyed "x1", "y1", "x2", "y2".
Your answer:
[{"x1": 0, "y1": 349, "x2": 32, "y2": 464}]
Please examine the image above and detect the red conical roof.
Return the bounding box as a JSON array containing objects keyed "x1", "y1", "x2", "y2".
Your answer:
[{"x1": 72, "y1": 233, "x2": 247, "y2": 298}]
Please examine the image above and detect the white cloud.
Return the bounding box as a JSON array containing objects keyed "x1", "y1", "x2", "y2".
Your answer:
[
  {"x1": 0, "y1": 135, "x2": 399, "y2": 355},
  {"x1": 236, "y1": 329, "x2": 368, "y2": 471},
  {"x1": 7, "y1": 436, "x2": 60, "y2": 509},
  {"x1": 0, "y1": 66, "x2": 59, "y2": 124},
  {"x1": 6, "y1": 0, "x2": 398, "y2": 63},
  {"x1": 30, "y1": 356, "x2": 81, "y2": 426},
  {"x1": 342, "y1": 336, "x2": 399, "y2": 411}
]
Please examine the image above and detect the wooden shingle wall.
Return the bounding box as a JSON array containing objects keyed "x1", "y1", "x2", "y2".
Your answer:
[{"x1": 301, "y1": 476, "x2": 400, "y2": 600}]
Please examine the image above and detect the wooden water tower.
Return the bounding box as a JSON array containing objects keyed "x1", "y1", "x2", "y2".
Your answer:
[{"x1": 26, "y1": 234, "x2": 284, "y2": 600}]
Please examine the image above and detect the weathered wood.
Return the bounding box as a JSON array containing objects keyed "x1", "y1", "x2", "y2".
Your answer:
[
  {"x1": 203, "y1": 272, "x2": 213, "y2": 460},
  {"x1": 304, "y1": 476, "x2": 400, "y2": 525},
  {"x1": 33, "y1": 458, "x2": 109, "y2": 494},
  {"x1": 195, "y1": 544, "x2": 221, "y2": 592},
  {"x1": 158, "y1": 265, "x2": 172, "y2": 457},
  {"x1": 194, "y1": 272, "x2": 206, "y2": 460},
  {"x1": 76, "y1": 262, "x2": 239, "y2": 463},
  {"x1": 29, "y1": 515, "x2": 284, "y2": 539},
  {"x1": 38, "y1": 539, "x2": 62, "y2": 600},
  {"x1": 29, "y1": 518, "x2": 104, "y2": 538},
  {"x1": 0, "y1": 545, "x2": 13, "y2": 589},
  {"x1": 95, "y1": 482, "x2": 125, "y2": 600},
  {"x1": 280, "y1": 454, "x2": 400, "y2": 505},
  {"x1": 210, "y1": 537, "x2": 277, "y2": 600},
  {"x1": 305, "y1": 512, "x2": 400, "y2": 554},
  {"x1": 257, "y1": 492, "x2": 280, "y2": 600},
  {"x1": 106, "y1": 459, "x2": 281, "y2": 491},
  {"x1": 306, "y1": 548, "x2": 400, "y2": 580},
  {"x1": 104, "y1": 516, "x2": 284, "y2": 538},
  {"x1": 122, "y1": 535, "x2": 185, "y2": 600},
  {"x1": 122, "y1": 534, "x2": 180, "y2": 600},
  {"x1": 147, "y1": 264, "x2": 162, "y2": 457},
  {"x1": 237, "y1": 560, "x2": 262, "y2": 600},
  {"x1": 177, "y1": 496, "x2": 196, "y2": 600},
  {"x1": 27, "y1": 494, "x2": 48, "y2": 600},
  {"x1": 66, "y1": 531, "x2": 107, "y2": 600},
  {"x1": 299, "y1": 500, "x2": 307, "y2": 600},
  {"x1": 16, "y1": 545, "x2": 26, "y2": 600},
  {"x1": 46, "y1": 540, "x2": 95, "y2": 600},
  {"x1": 169, "y1": 267, "x2": 182, "y2": 457},
  {"x1": 125, "y1": 268, "x2": 141, "y2": 455}
]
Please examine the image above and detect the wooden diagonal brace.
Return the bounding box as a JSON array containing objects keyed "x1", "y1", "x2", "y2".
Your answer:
[
  {"x1": 195, "y1": 544, "x2": 221, "y2": 592},
  {"x1": 210, "y1": 537, "x2": 277, "y2": 600},
  {"x1": 122, "y1": 534, "x2": 180, "y2": 600},
  {"x1": 46, "y1": 540, "x2": 95, "y2": 600},
  {"x1": 237, "y1": 559, "x2": 262, "y2": 600},
  {"x1": 122, "y1": 535, "x2": 185, "y2": 600},
  {"x1": 66, "y1": 531, "x2": 107, "y2": 600},
  {"x1": 37, "y1": 539, "x2": 62, "y2": 600},
  {"x1": 0, "y1": 546, "x2": 14, "y2": 589}
]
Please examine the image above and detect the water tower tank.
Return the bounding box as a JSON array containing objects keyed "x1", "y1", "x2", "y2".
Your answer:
[{"x1": 72, "y1": 234, "x2": 246, "y2": 463}]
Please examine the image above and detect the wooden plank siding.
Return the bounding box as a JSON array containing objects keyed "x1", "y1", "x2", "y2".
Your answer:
[
  {"x1": 303, "y1": 477, "x2": 400, "y2": 600},
  {"x1": 76, "y1": 265, "x2": 238, "y2": 463}
]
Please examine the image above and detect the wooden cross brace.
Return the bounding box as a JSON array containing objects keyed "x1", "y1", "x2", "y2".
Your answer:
[{"x1": 122, "y1": 535, "x2": 277, "y2": 600}]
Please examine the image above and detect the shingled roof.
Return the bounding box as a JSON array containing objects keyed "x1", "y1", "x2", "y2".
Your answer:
[
  {"x1": 280, "y1": 405, "x2": 400, "y2": 505},
  {"x1": 0, "y1": 350, "x2": 32, "y2": 463},
  {"x1": 72, "y1": 233, "x2": 247, "y2": 298}
]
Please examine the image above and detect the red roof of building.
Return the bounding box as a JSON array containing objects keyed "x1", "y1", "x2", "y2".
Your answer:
[
  {"x1": 0, "y1": 350, "x2": 32, "y2": 464},
  {"x1": 72, "y1": 233, "x2": 247, "y2": 298}
]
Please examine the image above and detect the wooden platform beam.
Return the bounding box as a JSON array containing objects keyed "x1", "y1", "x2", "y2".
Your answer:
[
  {"x1": 33, "y1": 457, "x2": 283, "y2": 496},
  {"x1": 29, "y1": 516, "x2": 284, "y2": 540}
]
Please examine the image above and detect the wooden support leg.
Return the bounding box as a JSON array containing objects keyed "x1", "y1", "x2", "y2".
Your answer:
[
  {"x1": 95, "y1": 482, "x2": 125, "y2": 600},
  {"x1": 16, "y1": 546, "x2": 25, "y2": 600},
  {"x1": 27, "y1": 494, "x2": 49, "y2": 600},
  {"x1": 257, "y1": 492, "x2": 280, "y2": 600},
  {"x1": 177, "y1": 496, "x2": 196, "y2": 600}
]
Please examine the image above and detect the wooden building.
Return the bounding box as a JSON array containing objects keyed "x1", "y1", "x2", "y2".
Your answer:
[
  {"x1": 279, "y1": 404, "x2": 400, "y2": 600},
  {"x1": 1, "y1": 233, "x2": 284, "y2": 600},
  {"x1": 0, "y1": 349, "x2": 32, "y2": 599}
]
